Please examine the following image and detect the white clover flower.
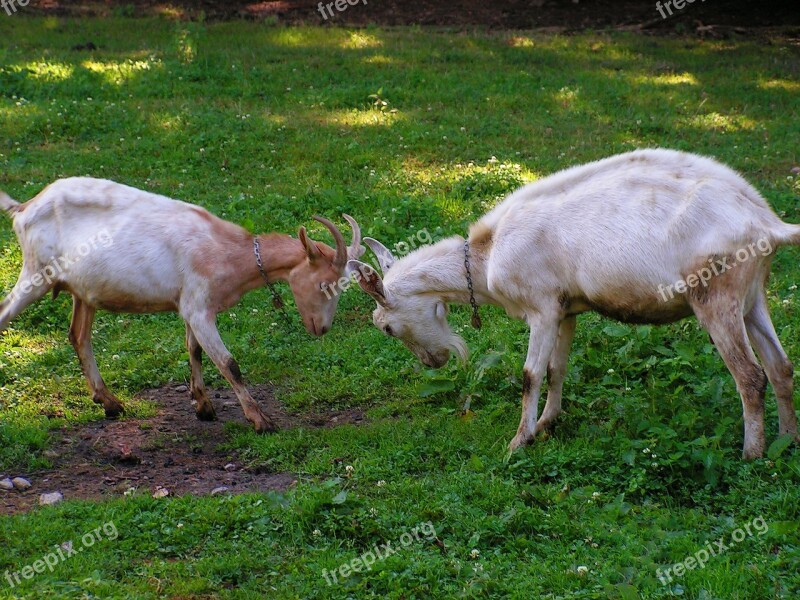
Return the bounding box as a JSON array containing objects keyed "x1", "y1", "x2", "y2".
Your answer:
[
  {"x1": 470, "y1": 549, "x2": 480, "y2": 559},
  {"x1": 345, "y1": 465, "x2": 354, "y2": 475},
  {"x1": 576, "y1": 566, "x2": 589, "y2": 575},
  {"x1": 607, "y1": 368, "x2": 614, "y2": 374},
  {"x1": 643, "y1": 448, "x2": 651, "y2": 454},
  {"x1": 313, "y1": 529, "x2": 322, "y2": 537},
  {"x1": 376, "y1": 480, "x2": 386, "y2": 487}
]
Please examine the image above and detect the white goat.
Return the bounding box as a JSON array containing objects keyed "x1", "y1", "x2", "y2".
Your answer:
[
  {"x1": 349, "y1": 149, "x2": 800, "y2": 459},
  {"x1": 0, "y1": 177, "x2": 363, "y2": 432}
]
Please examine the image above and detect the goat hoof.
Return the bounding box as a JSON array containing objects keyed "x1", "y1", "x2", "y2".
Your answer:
[
  {"x1": 742, "y1": 447, "x2": 764, "y2": 460},
  {"x1": 507, "y1": 433, "x2": 532, "y2": 455},
  {"x1": 196, "y1": 408, "x2": 217, "y2": 422},
  {"x1": 104, "y1": 405, "x2": 125, "y2": 419},
  {"x1": 252, "y1": 416, "x2": 277, "y2": 434}
]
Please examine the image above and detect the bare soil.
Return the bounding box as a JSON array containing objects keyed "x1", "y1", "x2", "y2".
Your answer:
[
  {"x1": 26, "y1": 0, "x2": 800, "y2": 35},
  {"x1": 1, "y1": 384, "x2": 365, "y2": 514}
]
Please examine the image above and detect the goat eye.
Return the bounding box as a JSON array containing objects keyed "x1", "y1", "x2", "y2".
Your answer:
[{"x1": 384, "y1": 325, "x2": 393, "y2": 337}]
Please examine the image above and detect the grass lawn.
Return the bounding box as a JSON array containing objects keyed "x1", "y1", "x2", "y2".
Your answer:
[{"x1": 1, "y1": 17, "x2": 800, "y2": 599}]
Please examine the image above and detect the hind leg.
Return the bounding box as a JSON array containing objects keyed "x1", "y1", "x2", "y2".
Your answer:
[
  {"x1": 185, "y1": 321, "x2": 216, "y2": 421},
  {"x1": 692, "y1": 295, "x2": 767, "y2": 459},
  {"x1": 535, "y1": 316, "x2": 577, "y2": 435},
  {"x1": 0, "y1": 264, "x2": 52, "y2": 330},
  {"x1": 69, "y1": 296, "x2": 124, "y2": 418},
  {"x1": 745, "y1": 291, "x2": 798, "y2": 439}
]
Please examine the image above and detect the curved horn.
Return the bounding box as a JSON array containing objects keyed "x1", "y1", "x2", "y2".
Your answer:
[
  {"x1": 364, "y1": 237, "x2": 396, "y2": 273},
  {"x1": 342, "y1": 214, "x2": 365, "y2": 260},
  {"x1": 312, "y1": 215, "x2": 347, "y2": 270}
]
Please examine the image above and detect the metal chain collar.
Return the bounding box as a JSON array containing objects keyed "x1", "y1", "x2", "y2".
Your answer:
[
  {"x1": 463, "y1": 240, "x2": 482, "y2": 330},
  {"x1": 253, "y1": 237, "x2": 290, "y2": 322}
]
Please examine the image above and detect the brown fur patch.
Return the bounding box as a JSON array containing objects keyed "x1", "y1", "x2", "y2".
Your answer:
[
  {"x1": 227, "y1": 358, "x2": 244, "y2": 385},
  {"x1": 585, "y1": 297, "x2": 692, "y2": 325},
  {"x1": 469, "y1": 222, "x2": 493, "y2": 248},
  {"x1": 522, "y1": 369, "x2": 532, "y2": 396},
  {"x1": 95, "y1": 293, "x2": 177, "y2": 313},
  {"x1": 557, "y1": 290, "x2": 571, "y2": 310}
]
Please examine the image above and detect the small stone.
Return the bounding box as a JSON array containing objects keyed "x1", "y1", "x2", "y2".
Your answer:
[
  {"x1": 0, "y1": 478, "x2": 13, "y2": 491},
  {"x1": 175, "y1": 385, "x2": 189, "y2": 393},
  {"x1": 12, "y1": 477, "x2": 31, "y2": 491},
  {"x1": 39, "y1": 492, "x2": 63, "y2": 506},
  {"x1": 152, "y1": 487, "x2": 169, "y2": 499},
  {"x1": 224, "y1": 463, "x2": 236, "y2": 472},
  {"x1": 211, "y1": 486, "x2": 230, "y2": 496}
]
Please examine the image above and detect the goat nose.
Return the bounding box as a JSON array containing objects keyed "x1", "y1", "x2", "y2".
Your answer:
[{"x1": 320, "y1": 325, "x2": 330, "y2": 335}]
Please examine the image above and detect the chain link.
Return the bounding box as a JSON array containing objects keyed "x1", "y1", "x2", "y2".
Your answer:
[
  {"x1": 463, "y1": 240, "x2": 482, "y2": 330},
  {"x1": 254, "y1": 237, "x2": 290, "y2": 324}
]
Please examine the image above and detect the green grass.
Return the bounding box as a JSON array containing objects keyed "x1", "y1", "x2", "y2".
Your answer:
[{"x1": 1, "y1": 17, "x2": 800, "y2": 599}]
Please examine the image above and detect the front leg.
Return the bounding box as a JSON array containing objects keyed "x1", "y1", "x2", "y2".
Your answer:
[
  {"x1": 508, "y1": 310, "x2": 561, "y2": 453},
  {"x1": 183, "y1": 311, "x2": 276, "y2": 433}
]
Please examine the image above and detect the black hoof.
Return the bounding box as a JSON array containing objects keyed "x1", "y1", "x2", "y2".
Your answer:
[
  {"x1": 196, "y1": 409, "x2": 218, "y2": 422},
  {"x1": 104, "y1": 405, "x2": 125, "y2": 419}
]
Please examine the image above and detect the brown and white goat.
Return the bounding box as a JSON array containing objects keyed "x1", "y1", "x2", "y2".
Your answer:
[
  {"x1": 350, "y1": 149, "x2": 800, "y2": 459},
  {"x1": 0, "y1": 177, "x2": 363, "y2": 432}
]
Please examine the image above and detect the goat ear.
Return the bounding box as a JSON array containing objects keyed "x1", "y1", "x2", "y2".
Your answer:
[
  {"x1": 298, "y1": 226, "x2": 321, "y2": 261},
  {"x1": 348, "y1": 259, "x2": 387, "y2": 306},
  {"x1": 364, "y1": 237, "x2": 396, "y2": 273}
]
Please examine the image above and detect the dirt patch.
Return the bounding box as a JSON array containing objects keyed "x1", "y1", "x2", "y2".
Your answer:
[
  {"x1": 1, "y1": 385, "x2": 365, "y2": 515},
  {"x1": 25, "y1": 0, "x2": 800, "y2": 34}
]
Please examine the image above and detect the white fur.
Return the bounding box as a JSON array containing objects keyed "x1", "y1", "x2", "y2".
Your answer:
[
  {"x1": 1, "y1": 177, "x2": 361, "y2": 432},
  {"x1": 352, "y1": 149, "x2": 800, "y2": 459}
]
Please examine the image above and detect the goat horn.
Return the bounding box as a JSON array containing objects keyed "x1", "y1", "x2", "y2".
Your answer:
[
  {"x1": 312, "y1": 215, "x2": 347, "y2": 270},
  {"x1": 342, "y1": 214, "x2": 365, "y2": 259}
]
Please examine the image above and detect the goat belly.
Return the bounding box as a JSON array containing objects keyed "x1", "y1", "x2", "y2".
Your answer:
[
  {"x1": 81, "y1": 282, "x2": 179, "y2": 313},
  {"x1": 582, "y1": 295, "x2": 694, "y2": 325},
  {"x1": 93, "y1": 297, "x2": 178, "y2": 313}
]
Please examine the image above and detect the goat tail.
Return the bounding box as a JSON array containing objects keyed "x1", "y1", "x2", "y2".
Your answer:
[
  {"x1": 771, "y1": 221, "x2": 800, "y2": 248},
  {"x1": 0, "y1": 190, "x2": 20, "y2": 217}
]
